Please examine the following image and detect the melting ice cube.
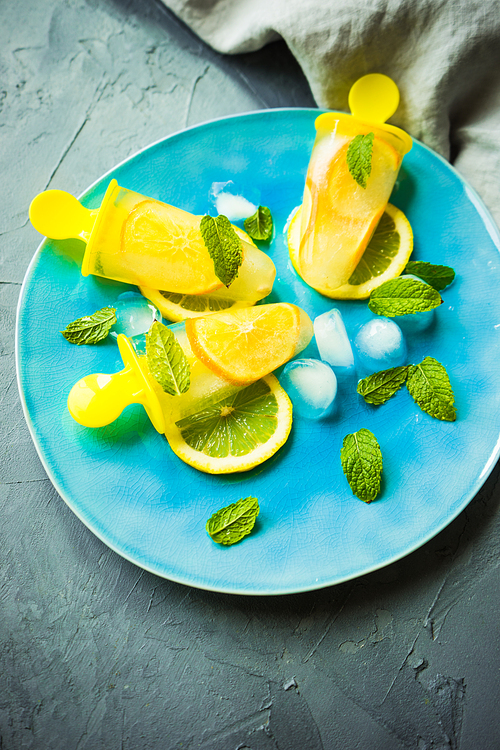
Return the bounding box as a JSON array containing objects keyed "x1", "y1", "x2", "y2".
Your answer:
[
  {"x1": 392, "y1": 275, "x2": 436, "y2": 333},
  {"x1": 280, "y1": 359, "x2": 337, "y2": 420},
  {"x1": 354, "y1": 318, "x2": 407, "y2": 375},
  {"x1": 314, "y1": 308, "x2": 354, "y2": 369},
  {"x1": 210, "y1": 181, "x2": 257, "y2": 221},
  {"x1": 110, "y1": 292, "x2": 161, "y2": 342},
  {"x1": 216, "y1": 193, "x2": 257, "y2": 221}
]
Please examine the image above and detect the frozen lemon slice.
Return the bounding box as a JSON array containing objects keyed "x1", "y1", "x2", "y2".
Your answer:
[
  {"x1": 122, "y1": 200, "x2": 224, "y2": 295},
  {"x1": 288, "y1": 203, "x2": 413, "y2": 299},
  {"x1": 139, "y1": 228, "x2": 259, "y2": 322},
  {"x1": 297, "y1": 134, "x2": 402, "y2": 293},
  {"x1": 185, "y1": 303, "x2": 313, "y2": 385},
  {"x1": 123, "y1": 200, "x2": 276, "y2": 299},
  {"x1": 164, "y1": 374, "x2": 292, "y2": 474}
]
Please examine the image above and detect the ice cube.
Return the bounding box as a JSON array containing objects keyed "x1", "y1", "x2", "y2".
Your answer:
[
  {"x1": 209, "y1": 182, "x2": 257, "y2": 221},
  {"x1": 280, "y1": 359, "x2": 337, "y2": 420},
  {"x1": 314, "y1": 308, "x2": 354, "y2": 370},
  {"x1": 392, "y1": 275, "x2": 435, "y2": 333},
  {"x1": 394, "y1": 308, "x2": 435, "y2": 333},
  {"x1": 109, "y1": 291, "x2": 161, "y2": 341},
  {"x1": 216, "y1": 193, "x2": 257, "y2": 221},
  {"x1": 354, "y1": 318, "x2": 406, "y2": 375}
]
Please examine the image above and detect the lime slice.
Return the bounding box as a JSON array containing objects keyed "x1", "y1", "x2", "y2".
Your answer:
[
  {"x1": 164, "y1": 374, "x2": 292, "y2": 474},
  {"x1": 288, "y1": 202, "x2": 413, "y2": 299}
]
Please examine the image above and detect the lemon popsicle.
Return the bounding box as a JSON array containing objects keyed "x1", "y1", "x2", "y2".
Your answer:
[
  {"x1": 29, "y1": 180, "x2": 276, "y2": 302},
  {"x1": 294, "y1": 75, "x2": 412, "y2": 296},
  {"x1": 67, "y1": 303, "x2": 313, "y2": 432},
  {"x1": 138, "y1": 323, "x2": 246, "y2": 426}
]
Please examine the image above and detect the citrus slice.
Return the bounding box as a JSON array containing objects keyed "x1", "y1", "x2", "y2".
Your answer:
[
  {"x1": 288, "y1": 202, "x2": 413, "y2": 299},
  {"x1": 138, "y1": 228, "x2": 258, "y2": 322},
  {"x1": 297, "y1": 133, "x2": 402, "y2": 292},
  {"x1": 164, "y1": 374, "x2": 292, "y2": 474},
  {"x1": 139, "y1": 286, "x2": 254, "y2": 322},
  {"x1": 185, "y1": 303, "x2": 312, "y2": 385},
  {"x1": 121, "y1": 200, "x2": 223, "y2": 295}
]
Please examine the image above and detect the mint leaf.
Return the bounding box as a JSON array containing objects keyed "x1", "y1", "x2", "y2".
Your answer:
[
  {"x1": 206, "y1": 496, "x2": 260, "y2": 545},
  {"x1": 404, "y1": 261, "x2": 455, "y2": 291},
  {"x1": 368, "y1": 277, "x2": 442, "y2": 317},
  {"x1": 346, "y1": 132, "x2": 374, "y2": 189},
  {"x1": 357, "y1": 366, "x2": 409, "y2": 405},
  {"x1": 61, "y1": 306, "x2": 116, "y2": 345},
  {"x1": 406, "y1": 357, "x2": 456, "y2": 421},
  {"x1": 244, "y1": 205, "x2": 273, "y2": 241},
  {"x1": 341, "y1": 428, "x2": 383, "y2": 503},
  {"x1": 200, "y1": 214, "x2": 243, "y2": 287},
  {"x1": 146, "y1": 321, "x2": 190, "y2": 396}
]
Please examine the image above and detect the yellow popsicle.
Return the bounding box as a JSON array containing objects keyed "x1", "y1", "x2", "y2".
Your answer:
[
  {"x1": 29, "y1": 181, "x2": 276, "y2": 302},
  {"x1": 67, "y1": 304, "x2": 313, "y2": 431},
  {"x1": 293, "y1": 75, "x2": 412, "y2": 297}
]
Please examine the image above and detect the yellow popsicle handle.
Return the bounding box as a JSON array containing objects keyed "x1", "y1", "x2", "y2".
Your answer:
[
  {"x1": 67, "y1": 370, "x2": 138, "y2": 427},
  {"x1": 67, "y1": 334, "x2": 166, "y2": 433},
  {"x1": 29, "y1": 189, "x2": 98, "y2": 241},
  {"x1": 348, "y1": 74, "x2": 400, "y2": 124}
]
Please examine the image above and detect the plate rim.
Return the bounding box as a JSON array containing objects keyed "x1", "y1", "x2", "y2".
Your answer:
[{"x1": 15, "y1": 107, "x2": 500, "y2": 595}]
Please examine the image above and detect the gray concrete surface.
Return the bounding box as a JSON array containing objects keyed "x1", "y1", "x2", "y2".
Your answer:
[{"x1": 2, "y1": 1, "x2": 500, "y2": 748}]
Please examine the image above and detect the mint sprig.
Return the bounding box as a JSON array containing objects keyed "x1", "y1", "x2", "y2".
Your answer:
[
  {"x1": 146, "y1": 321, "x2": 190, "y2": 396},
  {"x1": 404, "y1": 261, "x2": 455, "y2": 291},
  {"x1": 368, "y1": 277, "x2": 442, "y2": 317},
  {"x1": 61, "y1": 306, "x2": 116, "y2": 345},
  {"x1": 206, "y1": 496, "x2": 260, "y2": 545},
  {"x1": 346, "y1": 132, "x2": 374, "y2": 189},
  {"x1": 200, "y1": 214, "x2": 243, "y2": 287},
  {"x1": 406, "y1": 357, "x2": 456, "y2": 421},
  {"x1": 357, "y1": 366, "x2": 409, "y2": 405},
  {"x1": 357, "y1": 358, "x2": 456, "y2": 421},
  {"x1": 341, "y1": 428, "x2": 383, "y2": 503},
  {"x1": 244, "y1": 205, "x2": 273, "y2": 241}
]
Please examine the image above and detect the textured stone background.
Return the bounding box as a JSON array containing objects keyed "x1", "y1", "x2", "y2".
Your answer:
[{"x1": 2, "y1": 1, "x2": 500, "y2": 748}]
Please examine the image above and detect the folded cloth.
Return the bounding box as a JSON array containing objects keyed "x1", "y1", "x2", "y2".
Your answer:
[{"x1": 161, "y1": 0, "x2": 500, "y2": 226}]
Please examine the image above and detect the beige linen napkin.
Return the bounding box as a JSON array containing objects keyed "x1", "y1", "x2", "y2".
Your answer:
[{"x1": 161, "y1": 0, "x2": 500, "y2": 226}]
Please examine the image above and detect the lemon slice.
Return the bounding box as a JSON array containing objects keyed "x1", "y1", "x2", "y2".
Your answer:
[
  {"x1": 288, "y1": 202, "x2": 413, "y2": 299},
  {"x1": 139, "y1": 228, "x2": 258, "y2": 322},
  {"x1": 122, "y1": 200, "x2": 223, "y2": 295},
  {"x1": 298, "y1": 135, "x2": 402, "y2": 292},
  {"x1": 185, "y1": 303, "x2": 312, "y2": 385},
  {"x1": 164, "y1": 374, "x2": 292, "y2": 474},
  {"x1": 138, "y1": 286, "x2": 253, "y2": 322}
]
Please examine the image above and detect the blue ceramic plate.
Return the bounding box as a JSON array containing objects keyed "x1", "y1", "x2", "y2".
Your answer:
[{"x1": 17, "y1": 110, "x2": 500, "y2": 595}]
